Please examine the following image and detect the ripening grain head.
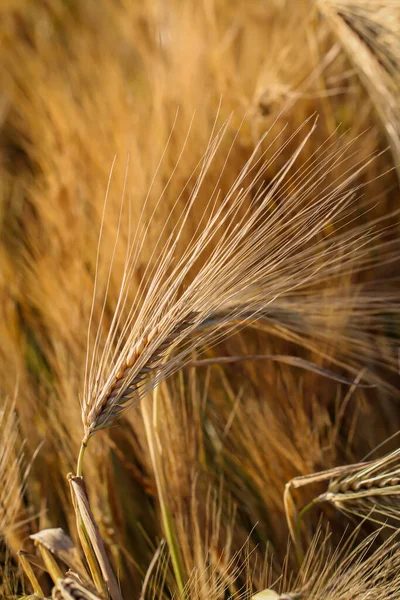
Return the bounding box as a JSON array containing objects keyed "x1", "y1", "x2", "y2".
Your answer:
[
  {"x1": 316, "y1": 447, "x2": 400, "y2": 528},
  {"x1": 81, "y1": 115, "x2": 398, "y2": 442}
]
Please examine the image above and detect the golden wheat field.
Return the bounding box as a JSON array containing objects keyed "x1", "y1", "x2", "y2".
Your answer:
[{"x1": 0, "y1": 0, "x2": 400, "y2": 598}]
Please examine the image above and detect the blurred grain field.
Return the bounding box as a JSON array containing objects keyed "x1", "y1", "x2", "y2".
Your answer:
[{"x1": 0, "y1": 1, "x2": 399, "y2": 598}]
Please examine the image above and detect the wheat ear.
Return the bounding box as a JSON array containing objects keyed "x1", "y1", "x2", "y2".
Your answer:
[
  {"x1": 81, "y1": 117, "x2": 398, "y2": 448},
  {"x1": 285, "y1": 446, "x2": 400, "y2": 562},
  {"x1": 315, "y1": 447, "x2": 400, "y2": 527}
]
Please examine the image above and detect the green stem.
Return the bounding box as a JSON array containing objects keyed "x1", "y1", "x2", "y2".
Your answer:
[
  {"x1": 77, "y1": 440, "x2": 88, "y2": 477},
  {"x1": 296, "y1": 499, "x2": 318, "y2": 534},
  {"x1": 141, "y1": 388, "x2": 186, "y2": 598},
  {"x1": 294, "y1": 498, "x2": 318, "y2": 565},
  {"x1": 161, "y1": 503, "x2": 185, "y2": 597}
]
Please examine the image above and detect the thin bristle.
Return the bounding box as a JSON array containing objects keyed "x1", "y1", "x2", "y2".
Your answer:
[{"x1": 290, "y1": 528, "x2": 400, "y2": 599}]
